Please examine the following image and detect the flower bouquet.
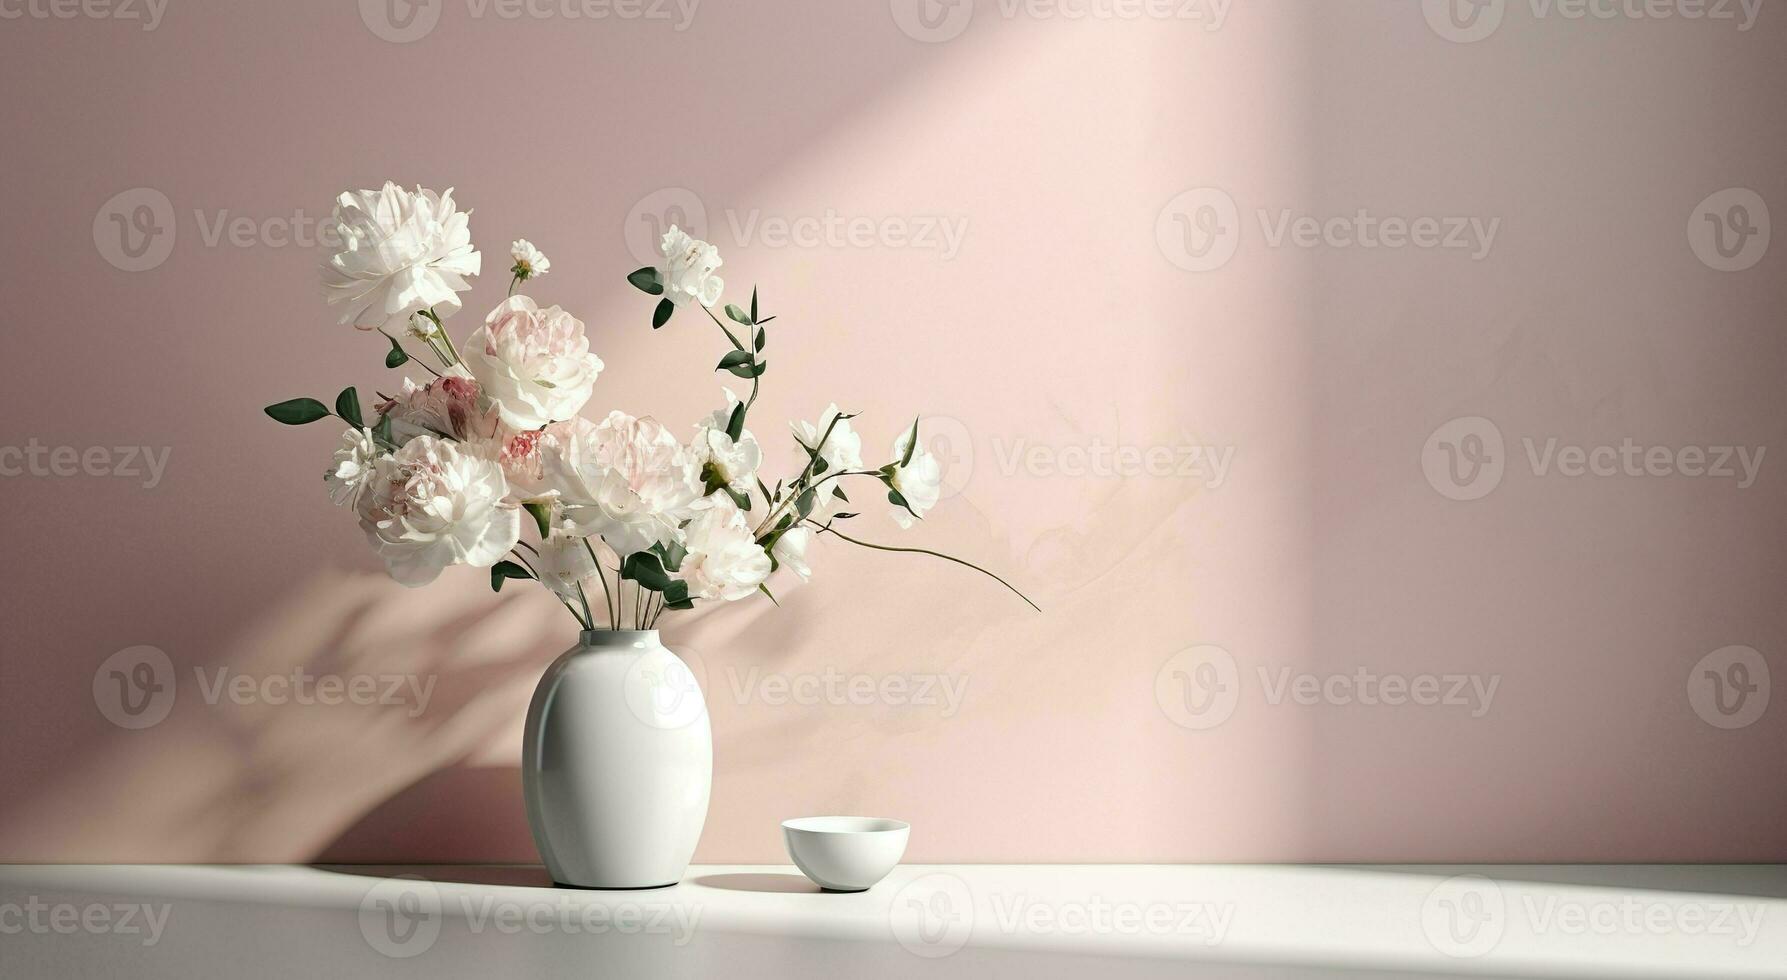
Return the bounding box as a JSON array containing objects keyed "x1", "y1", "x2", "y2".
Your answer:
[
  {"x1": 263, "y1": 181, "x2": 1033, "y2": 888},
  {"x1": 266, "y1": 181, "x2": 1034, "y2": 627}
]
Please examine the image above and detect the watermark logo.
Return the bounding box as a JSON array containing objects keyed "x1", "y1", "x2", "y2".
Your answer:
[
  {"x1": 1424, "y1": 417, "x2": 1765, "y2": 499},
  {"x1": 892, "y1": 0, "x2": 1230, "y2": 41},
  {"x1": 1424, "y1": 0, "x2": 1762, "y2": 41},
  {"x1": 625, "y1": 188, "x2": 968, "y2": 264},
  {"x1": 1156, "y1": 188, "x2": 1240, "y2": 272},
  {"x1": 1157, "y1": 647, "x2": 1501, "y2": 729},
  {"x1": 360, "y1": 0, "x2": 443, "y2": 42},
  {"x1": 0, "y1": 898, "x2": 172, "y2": 946},
  {"x1": 890, "y1": 873, "x2": 975, "y2": 957},
  {"x1": 93, "y1": 646, "x2": 176, "y2": 730},
  {"x1": 1155, "y1": 645, "x2": 1240, "y2": 729},
  {"x1": 916, "y1": 414, "x2": 975, "y2": 500},
  {"x1": 1422, "y1": 0, "x2": 1507, "y2": 42},
  {"x1": 625, "y1": 186, "x2": 709, "y2": 266},
  {"x1": 1159, "y1": 189, "x2": 1500, "y2": 271},
  {"x1": 1688, "y1": 188, "x2": 1769, "y2": 272},
  {"x1": 1687, "y1": 645, "x2": 1769, "y2": 730},
  {"x1": 359, "y1": 876, "x2": 442, "y2": 958},
  {"x1": 361, "y1": 0, "x2": 698, "y2": 41},
  {"x1": 93, "y1": 188, "x2": 175, "y2": 272},
  {"x1": 624, "y1": 646, "x2": 708, "y2": 730},
  {"x1": 1422, "y1": 875, "x2": 1506, "y2": 957},
  {"x1": 890, "y1": 0, "x2": 974, "y2": 41},
  {"x1": 1423, "y1": 416, "x2": 1505, "y2": 501}
]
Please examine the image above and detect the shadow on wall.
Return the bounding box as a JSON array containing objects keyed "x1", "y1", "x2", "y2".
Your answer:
[{"x1": 0, "y1": 570, "x2": 567, "y2": 863}]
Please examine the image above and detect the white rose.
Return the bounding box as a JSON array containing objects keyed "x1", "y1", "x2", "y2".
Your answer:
[
  {"x1": 888, "y1": 426, "x2": 943, "y2": 529},
  {"x1": 770, "y1": 525, "x2": 814, "y2": 582},
  {"x1": 677, "y1": 495, "x2": 771, "y2": 601},
  {"x1": 790, "y1": 403, "x2": 863, "y2": 473},
  {"x1": 462, "y1": 296, "x2": 604, "y2": 431},
  {"x1": 321, "y1": 182, "x2": 481, "y2": 331},
  {"x1": 357, "y1": 436, "x2": 521, "y2": 587},
  {"x1": 510, "y1": 239, "x2": 550, "y2": 280},
  {"x1": 542, "y1": 411, "x2": 703, "y2": 557},
  {"x1": 325, "y1": 427, "x2": 380, "y2": 509},
  {"x1": 658, "y1": 225, "x2": 724, "y2": 308},
  {"x1": 689, "y1": 387, "x2": 762, "y2": 495}
]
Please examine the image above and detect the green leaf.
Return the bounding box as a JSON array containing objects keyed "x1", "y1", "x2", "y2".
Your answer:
[
  {"x1": 725, "y1": 486, "x2": 751, "y2": 511},
  {"x1": 264, "y1": 398, "x2": 330, "y2": 425},
  {"x1": 900, "y1": 417, "x2": 920, "y2": 466},
  {"x1": 621, "y1": 552, "x2": 673, "y2": 592},
  {"x1": 796, "y1": 488, "x2": 817, "y2": 519},
  {"x1": 655, "y1": 540, "x2": 688, "y2": 573},
  {"x1": 490, "y1": 561, "x2": 533, "y2": 592},
  {"x1": 522, "y1": 501, "x2": 552, "y2": 538},
  {"x1": 385, "y1": 336, "x2": 409, "y2": 368},
  {"x1": 832, "y1": 512, "x2": 859, "y2": 520},
  {"x1": 716, "y1": 350, "x2": 754, "y2": 372},
  {"x1": 335, "y1": 388, "x2": 363, "y2": 430},
  {"x1": 628, "y1": 267, "x2": 664, "y2": 295},
  {"x1": 726, "y1": 402, "x2": 747, "y2": 442},
  {"x1": 373, "y1": 414, "x2": 395, "y2": 449},
  {"x1": 758, "y1": 583, "x2": 779, "y2": 607},
  {"x1": 755, "y1": 477, "x2": 774, "y2": 504},
  {"x1": 652, "y1": 298, "x2": 675, "y2": 329},
  {"x1": 725, "y1": 303, "x2": 751, "y2": 325},
  {"x1": 811, "y1": 455, "x2": 829, "y2": 476},
  {"x1": 832, "y1": 486, "x2": 849, "y2": 502},
  {"x1": 662, "y1": 579, "x2": 694, "y2": 610},
  {"x1": 754, "y1": 327, "x2": 765, "y2": 352}
]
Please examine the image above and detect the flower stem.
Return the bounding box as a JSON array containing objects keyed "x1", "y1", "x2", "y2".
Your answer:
[{"x1": 807, "y1": 521, "x2": 1041, "y2": 612}]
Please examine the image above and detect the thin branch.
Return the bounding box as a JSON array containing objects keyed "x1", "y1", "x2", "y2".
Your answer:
[{"x1": 808, "y1": 522, "x2": 1041, "y2": 613}]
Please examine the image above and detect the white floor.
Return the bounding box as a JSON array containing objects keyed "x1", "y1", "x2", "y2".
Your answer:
[{"x1": 2, "y1": 864, "x2": 1783, "y2": 978}]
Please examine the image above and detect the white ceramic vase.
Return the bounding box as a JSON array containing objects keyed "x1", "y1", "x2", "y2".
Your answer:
[{"x1": 522, "y1": 629, "x2": 712, "y2": 889}]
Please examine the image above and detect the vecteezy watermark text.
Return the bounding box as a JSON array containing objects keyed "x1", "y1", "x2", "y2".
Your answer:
[
  {"x1": 0, "y1": 0, "x2": 168, "y2": 31},
  {"x1": 358, "y1": 877, "x2": 700, "y2": 958},
  {"x1": 359, "y1": 0, "x2": 699, "y2": 43},
  {"x1": 1423, "y1": 417, "x2": 1765, "y2": 501},
  {"x1": 1155, "y1": 645, "x2": 1500, "y2": 730},
  {"x1": 0, "y1": 898, "x2": 171, "y2": 946},
  {"x1": 1157, "y1": 189, "x2": 1500, "y2": 272},
  {"x1": 0, "y1": 441, "x2": 171, "y2": 489}
]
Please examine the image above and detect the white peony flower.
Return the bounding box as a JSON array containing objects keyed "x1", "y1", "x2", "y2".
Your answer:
[
  {"x1": 771, "y1": 525, "x2": 814, "y2": 582},
  {"x1": 325, "y1": 427, "x2": 381, "y2": 508},
  {"x1": 357, "y1": 435, "x2": 521, "y2": 587},
  {"x1": 375, "y1": 371, "x2": 485, "y2": 445},
  {"x1": 790, "y1": 403, "x2": 863, "y2": 473},
  {"x1": 888, "y1": 425, "x2": 943, "y2": 529},
  {"x1": 510, "y1": 239, "x2": 550, "y2": 280},
  {"x1": 462, "y1": 296, "x2": 604, "y2": 431},
  {"x1": 657, "y1": 225, "x2": 724, "y2": 308},
  {"x1": 541, "y1": 411, "x2": 703, "y2": 557},
  {"x1": 532, "y1": 532, "x2": 598, "y2": 603},
  {"x1": 689, "y1": 387, "x2": 762, "y2": 496},
  {"x1": 321, "y1": 183, "x2": 482, "y2": 331},
  {"x1": 676, "y1": 495, "x2": 772, "y2": 601}
]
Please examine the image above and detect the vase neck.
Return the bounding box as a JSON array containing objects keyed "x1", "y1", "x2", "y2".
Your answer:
[{"x1": 578, "y1": 629, "x2": 661, "y2": 649}]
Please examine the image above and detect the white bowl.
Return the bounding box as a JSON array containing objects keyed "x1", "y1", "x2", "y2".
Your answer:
[{"x1": 782, "y1": 816, "x2": 910, "y2": 892}]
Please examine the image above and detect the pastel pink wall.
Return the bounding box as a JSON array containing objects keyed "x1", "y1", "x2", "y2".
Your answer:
[{"x1": 1, "y1": 0, "x2": 1782, "y2": 863}]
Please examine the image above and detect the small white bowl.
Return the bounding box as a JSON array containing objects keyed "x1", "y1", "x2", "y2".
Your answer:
[{"x1": 782, "y1": 816, "x2": 910, "y2": 892}]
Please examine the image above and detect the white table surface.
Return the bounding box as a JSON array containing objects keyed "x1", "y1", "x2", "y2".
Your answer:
[{"x1": 2, "y1": 863, "x2": 1783, "y2": 978}]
